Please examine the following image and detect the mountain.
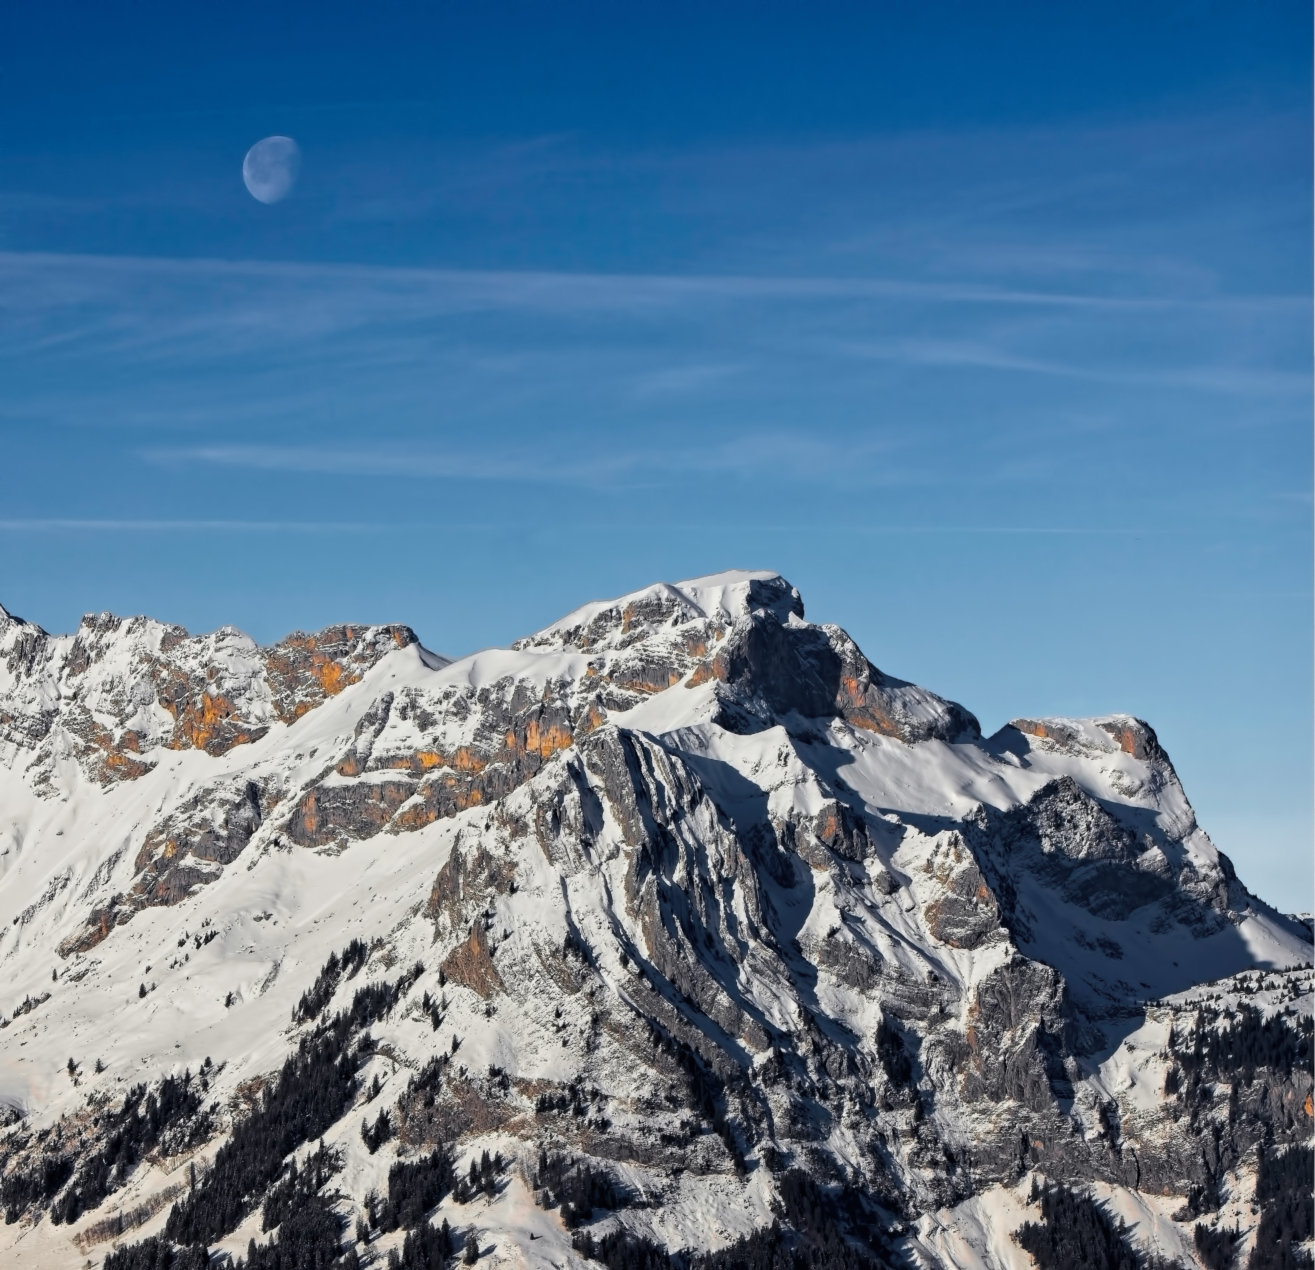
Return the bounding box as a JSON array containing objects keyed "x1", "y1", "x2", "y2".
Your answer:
[{"x1": 0, "y1": 571, "x2": 1308, "y2": 1270}]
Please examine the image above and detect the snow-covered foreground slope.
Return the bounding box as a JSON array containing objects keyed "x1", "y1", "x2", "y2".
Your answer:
[{"x1": 0, "y1": 572, "x2": 1308, "y2": 1270}]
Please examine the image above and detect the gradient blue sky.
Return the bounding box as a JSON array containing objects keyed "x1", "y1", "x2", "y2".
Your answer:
[{"x1": 0, "y1": 2, "x2": 1310, "y2": 907}]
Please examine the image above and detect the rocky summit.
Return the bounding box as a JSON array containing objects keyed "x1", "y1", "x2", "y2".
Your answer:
[{"x1": 0, "y1": 571, "x2": 1309, "y2": 1270}]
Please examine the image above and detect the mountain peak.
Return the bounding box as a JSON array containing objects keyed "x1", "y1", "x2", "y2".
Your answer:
[
  {"x1": 0, "y1": 575, "x2": 1307, "y2": 1270},
  {"x1": 518, "y1": 569, "x2": 802, "y2": 652},
  {"x1": 0, "y1": 606, "x2": 428, "y2": 785},
  {"x1": 1006, "y1": 712, "x2": 1169, "y2": 765}
]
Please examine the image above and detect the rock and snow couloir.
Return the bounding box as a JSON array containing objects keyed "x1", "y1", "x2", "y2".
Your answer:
[{"x1": 0, "y1": 572, "x2": 1308, "y2": 1270}]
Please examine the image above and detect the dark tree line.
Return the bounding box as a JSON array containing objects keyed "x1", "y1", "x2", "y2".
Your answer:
[
  {"x1": 572, "y1": 1229, "x2": 677, "y2": 1270},
  {"x1": 772, "y1": 1168, "x2": 876, "y2": 1245},
  {"x1": 573, "y1": 1169, "x2": 887, "y2": 1270},
  {"x1": 152, "y1": 968, "x2": 415, "y2": 1262},
  {"x1": 647, "y1": 1022, "x2": 744, "y2": 1170},
  {"x1": 1, "y1": 1150, "x2": 73, "y2": 1223},
  {"x1": 875, "y1": 1019, "x2": 912, "y2": 1088},
  {"x1": 368, "y1": 1147, "x2": 457, "y2": 1233},
  {"x1": 698, "y1": 1221, "x2": 879, "y2": 1270},
  {"x1": 411, "y1": 1055, "x2": 447, "y2": 1100},
  {"x1": 105, "y1": 953, "x2": 429, "y2": 1266},
  {"x1": 1170, "y1": 1005, "x2": 1312, "y2": 1084},
  {"x1": 394, "y1": 1054, "x2": 450, "y2": 1137},
  {"x1": 1250, "y1": 1144, "x2": 1313, "y2": 1270},
  {"x1": 386, "y1": 1217, "x2": 457, "y2": 1269},
  {"x1": 455, "y1": 1148, "x2": 505, "y2": 1205},
  {"x1": 712, "y1": 1170, "x2": 885, "y2": 1270},
  {"x1": 421, "y1": 989, "x2": 444, "y2": 1031},
  {"x1": 345, "y1": 966, "x2": 424, "y2": 1033},
  {"x1": 533, "y1": 1149, "x2": 628, "y2": 1228},
  {"x1": 1195, "y1": 1223, "x2": 1240, "y2": 1270},
  {"x1": 293, "y1": 940, "x2": 370, "y2": 1024},
  {"x1": 103, "y1": 1237, "x2": 208, "y2": 1270},
  {"x1": 163, "y1": 963, "x2": 423, "y2": 1248},
  {"x1": 163, "y1": 1011, "x2": 359, "y2": 1246},
  {"x1": 1014, "y1": 1180, "x2": 1153, "y2": 1270},
  {"x1": 262, "y1": 1142, "x2": 342, "y2": 1232},
  {"x1": 52, "y1": 1066, "x2": 214, "y2": 1225},
  {"x1": 361, "y1": 1108, "x2": 392, "y2": 1154},
  {"x1": 237, "y1": 1195, "x2": 347, "y2": 1270},
  {"x1": 534, "y1": 1075, "x2": 604, "y2": 1123}
]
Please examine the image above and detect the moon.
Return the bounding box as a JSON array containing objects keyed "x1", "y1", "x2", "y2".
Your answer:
[{"x1": 242, "y1": 136, "x2": 300, "y2": 204}]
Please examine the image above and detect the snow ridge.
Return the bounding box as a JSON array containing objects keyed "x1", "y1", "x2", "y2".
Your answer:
[{"x1": 0, "y1": 570, "x2": 1307, "y2": 1270}]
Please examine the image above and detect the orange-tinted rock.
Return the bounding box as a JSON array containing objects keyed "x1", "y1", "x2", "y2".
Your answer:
[
  {"x1": 287, "y1": 779, "x2": 415, "y2": 847},
  {"x1": 262, "y1": 624, "x2": 416, "y2": 726},
  {"x1": 1096, "y1": 717, "x2": 1165, "y2": 763},
  {"x1": 98, "y1": 747, "x2": 153, "y2": 783},
  {"x1": 523, "y1": 719, "x2": 573, "y2": 759},
  {"x1": 58, "y1": 906, "x2": 122, "y2": 957},
  {"x1": 685, "y1": 656, "x2": 724, "y2": 688},
  {"x1": 440, "y1": 923, "x2": 505, "y2": 999},
  {"x1": 608, "y1": 660, "x2": 684, "y2": 695},
  {"x1": 920, "y1": 836, "x2": 1001, "y2": 950},
  {"x1": 836, "y1": 674, "x2": 902, "y2": 737},
  {"x1": 392, "y1": 774, "x2": 486, "y2": 831},
  {"x1": 1011, "y1": 719, "x2": 1081, "y2": 749},
  {"x1": 575, "y1": 700, "x2": 608, "y2": 736},
  {"x1": 425, "y1": 844, "x2": 516, "y2": 931},
  {"x1": 163, "y1": 689, "x2": 267, "y2": 756}
]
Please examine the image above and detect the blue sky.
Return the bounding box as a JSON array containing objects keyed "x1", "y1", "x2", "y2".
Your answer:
[{"x1": 0, "y1": 2, "x2": 1310, "y2": 907}]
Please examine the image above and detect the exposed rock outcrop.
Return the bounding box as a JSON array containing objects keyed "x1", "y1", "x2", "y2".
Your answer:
[{"x1": 0, "y1": 572, "x2": 1307, "y2": 1270}]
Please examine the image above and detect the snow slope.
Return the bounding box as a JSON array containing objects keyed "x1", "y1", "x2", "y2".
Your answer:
[{"x1": 0, "y1": 572, "x2": 1308, "y2": 1269}]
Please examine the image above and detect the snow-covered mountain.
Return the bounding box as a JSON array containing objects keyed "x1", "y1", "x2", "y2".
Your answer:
[{"x1": 0, "y1": 571, "x2": 1308, "y2": 1270}]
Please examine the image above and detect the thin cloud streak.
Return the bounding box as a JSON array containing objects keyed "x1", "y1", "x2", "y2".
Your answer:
[
  {"x1": 0, "y1": 519, "x2": 388, "y2": 532},
  {"x1": 841, "y1": 337, "x2": 1308, "y2": 397},
  {"x1": 1, "y1": 252, "x2": 1299, "y2": 419},
  {"x1": 0, "y1": 518, "x2": 1194, "y2": 537},
  {"x1": 0, "y1": 251, "x2": 1302, "y2": 318},
  {"x1": 143, "y1": 429, "x2": 899, "y2": 487}
]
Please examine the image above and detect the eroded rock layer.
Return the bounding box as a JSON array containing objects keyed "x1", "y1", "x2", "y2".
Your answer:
[{"x1": 0, "y1": 572, "x2": 1307, "y2": 1270}]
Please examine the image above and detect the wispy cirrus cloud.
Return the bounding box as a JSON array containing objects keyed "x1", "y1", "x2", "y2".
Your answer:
[
  {"x1": 839, "y1": 336, "x2": 1309, "y2": 397},
  {"x1": 143, "y1": 426, "x2": 897, "y2": 487},
  {"x1": 6, "y1": 247, "x2": 1307, "y2": 302},
  {"x1": 0, "y1": 248, "x2": 1301, "y2": 432},
  {"x1": 0, "y1": 518, "x2": 385, "y2": 532},
  {"x1": 0, "y1": 104, "x2": 1306, "y2": 518}
]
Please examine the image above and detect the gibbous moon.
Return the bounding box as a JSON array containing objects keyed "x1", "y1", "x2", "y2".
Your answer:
[{"x1": 242, "y1": 136, "x2": 300, "y2": 204}]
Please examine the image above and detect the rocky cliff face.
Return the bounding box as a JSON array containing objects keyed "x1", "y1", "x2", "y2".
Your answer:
[
  {"x1": 0, "y1": 603, "x2": 425, "y2": 780},
  {"x1": 0, "y1": 573, "x2": 1307, "y2": 1270}
]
